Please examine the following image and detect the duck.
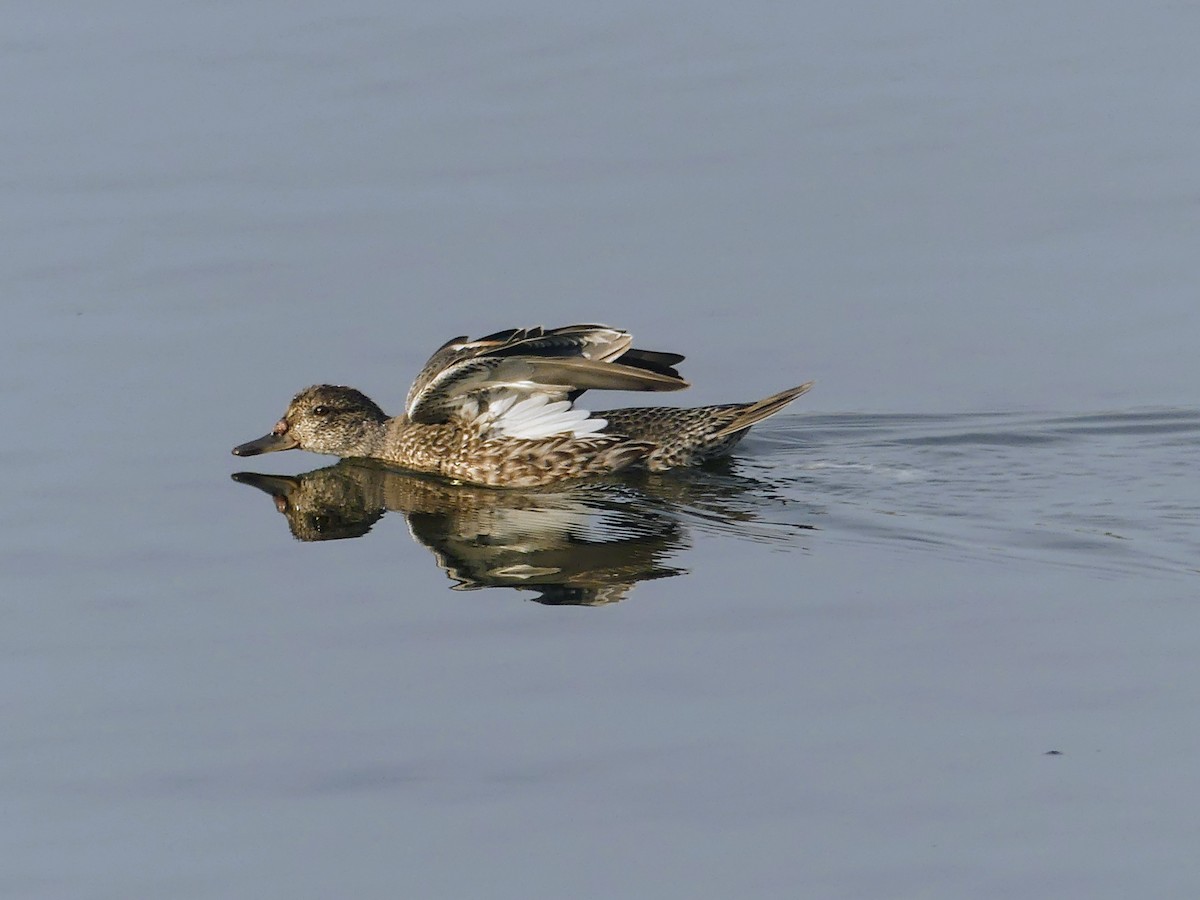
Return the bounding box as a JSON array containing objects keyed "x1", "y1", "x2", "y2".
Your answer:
[{"x1": 231, "y1": 324, "x2": 812, "y2": 488}]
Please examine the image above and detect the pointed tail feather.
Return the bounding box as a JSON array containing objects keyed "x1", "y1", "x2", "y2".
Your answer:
[{"x1": 712, "y1": 382, "x2": 814, "y2": 438}]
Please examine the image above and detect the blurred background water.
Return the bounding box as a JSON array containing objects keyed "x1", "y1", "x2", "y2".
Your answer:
[{"x1": 3, "y1": 2, "x2": 1199, "y2": 897}]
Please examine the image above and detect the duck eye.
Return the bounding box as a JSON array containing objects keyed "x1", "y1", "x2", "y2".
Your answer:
[{"x1": 312, "y1": 404, "x2": 331, "y2": 416}]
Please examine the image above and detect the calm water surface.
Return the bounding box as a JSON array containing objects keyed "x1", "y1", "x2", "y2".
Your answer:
[{"x1": 4, "y1": 2, "x2": 1200, "y2": 898}]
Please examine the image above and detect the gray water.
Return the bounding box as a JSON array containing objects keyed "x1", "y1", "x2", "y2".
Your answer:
[{"x1": 4, "y1": 2, "x2": 1200, "y2": 898}]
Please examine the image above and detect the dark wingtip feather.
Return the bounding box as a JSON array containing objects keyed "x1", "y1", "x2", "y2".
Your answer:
[{"x1": 614, "y1": 348, "x2": 686, "y2": 382}]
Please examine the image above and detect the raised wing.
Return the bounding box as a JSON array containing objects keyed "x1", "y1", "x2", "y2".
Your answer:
[{"x1": 405, "y1": 325, "x2": 689, "y2": 427}]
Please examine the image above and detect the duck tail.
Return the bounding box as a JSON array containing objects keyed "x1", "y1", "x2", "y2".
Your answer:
[{"x1": 712, "y1": 382, "x2": 814, "y2": 438}]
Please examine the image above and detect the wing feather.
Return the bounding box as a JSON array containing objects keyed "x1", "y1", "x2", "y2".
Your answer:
[{"x1": 405, "y1": 324, "x2": 689, "y2": 425}]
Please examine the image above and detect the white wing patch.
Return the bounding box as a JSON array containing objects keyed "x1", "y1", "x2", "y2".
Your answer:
[{"x1": 487, "y1": 394, "x2": 608, "y2": 440}]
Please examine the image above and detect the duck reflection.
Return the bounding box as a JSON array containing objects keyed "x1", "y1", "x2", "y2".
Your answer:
[{"x1": 232, "y1": 461, "x2": 813, "y2": 604}]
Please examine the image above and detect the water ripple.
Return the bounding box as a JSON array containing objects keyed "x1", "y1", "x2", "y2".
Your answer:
[{"x1": 754, "y1": 408, "x2": 1200, "y2": 581}]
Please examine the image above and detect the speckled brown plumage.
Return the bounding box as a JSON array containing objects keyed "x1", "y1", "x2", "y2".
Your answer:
[
  {"x1": 599, "y1": 383, "x2": 812, "y2": 470},
  {"x1": 232, "y1": 325, "x2": 812, "y2": 487}
]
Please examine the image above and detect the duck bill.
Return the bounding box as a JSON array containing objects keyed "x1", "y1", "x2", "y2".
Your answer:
[
  {"x1": 230, "y1": 471, "x2": 300, "y2": 496},
  {"x1": 232, "y1": 431, "x2": 300, "y2": 456}
]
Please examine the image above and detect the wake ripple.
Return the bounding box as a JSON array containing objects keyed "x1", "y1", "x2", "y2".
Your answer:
[{"x1": 746, "y1": 408, "x2": 1200, "y2": 581}]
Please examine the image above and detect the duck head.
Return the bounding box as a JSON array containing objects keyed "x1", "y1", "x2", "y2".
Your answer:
[{"x1": 232, "y1": 385, "x2": 389, "y2": 459}]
